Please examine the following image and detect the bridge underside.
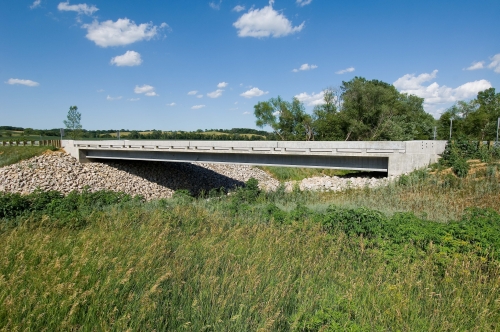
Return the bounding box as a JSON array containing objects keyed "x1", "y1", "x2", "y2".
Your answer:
[{"x1": 84, "y1": 149, "x2": 389, "y2": 173}]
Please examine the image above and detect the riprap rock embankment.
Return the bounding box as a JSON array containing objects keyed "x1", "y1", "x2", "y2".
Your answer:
[{"x1": 0, "y1": 151, "x2": 394, "y2": 199}]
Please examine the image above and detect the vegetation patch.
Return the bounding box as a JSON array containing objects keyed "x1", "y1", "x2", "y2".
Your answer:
[
  {"x1": 1, "y1": 177, "x2": 499, "y2": 330},
  {"x1": 0, "y1": 146, "x2": 58, "y2": 168},
  {"x1": 258, "y1": 166, "x2": 359, "y2": 181}
]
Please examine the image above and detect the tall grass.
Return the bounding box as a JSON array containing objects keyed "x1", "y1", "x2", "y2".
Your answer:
[
  {"x1": 1, "y1": 173, "x2": 500, "y2": 330},
  {"x1": 0, "y1": 146, "x2": 58, "y2": 168},
  {"x1": 1, "y1": 142, "x2": 500, "y2": 331},
  {"x1": 316, "y1": 166, "x2": 500, "y2": 222}
]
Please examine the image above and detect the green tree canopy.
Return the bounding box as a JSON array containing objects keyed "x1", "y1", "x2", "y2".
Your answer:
[
  {"x1": 255, "y1": 78, "x2": 436, "y2": 142},
  {"x1": 438, "y1": 88, "x2": 500, "y2": 140},
  {"x1": 337, "y1": 77, "x2": 434, "y2": 141},
  {"x1": 63, "y1": 106, "x2": 82, "y2": 139},
  {"x1": 254, "y1": 96, "x2": 313, "y2": 141}
]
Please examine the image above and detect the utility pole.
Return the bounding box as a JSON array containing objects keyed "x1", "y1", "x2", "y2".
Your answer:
[
  {"x1": 117, "y1": 131, "x2": 120, "y2": 140},
  {"x1": 449, "y1": 119, "x2": 453, "y2": 140}
]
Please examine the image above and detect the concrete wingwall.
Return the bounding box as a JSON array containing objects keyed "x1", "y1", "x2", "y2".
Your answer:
[
  {"x1": 62, "y1": 140, "x2": 448, "y2": 176},
  {"x1": 387, "y1": 141, "x2": 447, "y2": 175}
]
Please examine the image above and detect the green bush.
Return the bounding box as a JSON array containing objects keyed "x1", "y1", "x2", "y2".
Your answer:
[
  {"x1": 321, "y1": 206, "x2": 385, "y2": 238},
  {"x1": 440, "y1": 140, "x2": 500, "y2": 168},
  {"x1": 264, "y1": 203, "x2": 288, "y2": 224},
  {"x1": 452, "y1": 157, "x2": 469, "y2": 177},
  {"x1": 173, "y1": 189, "x2": 193, "y2": 199},
  {"x1": 229, "y1": 178, "x2": 262, "y2": 214},
  {"x1": 0, "y1": 189, "x2": 135, "y2": 229}
]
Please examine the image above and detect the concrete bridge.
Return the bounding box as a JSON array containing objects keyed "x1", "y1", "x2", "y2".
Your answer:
[{"x1": 62, "y1": 140, "x2": 447, "y2": 177}]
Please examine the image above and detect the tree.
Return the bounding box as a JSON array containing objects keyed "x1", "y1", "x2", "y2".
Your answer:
[
  {"x1": 63, "y1": 106, "x2": 82, "y2": 139},
  {"x1": 312, "y1": 87, "x2": 342, "y2": 140},
  {"x1": 23, "y1": 128, "x2": 34, "y2": 136},
  {"x1": 438, "y1": 88, "x2": 500, "y2": 140},
  {"x1": 475, "y1": 88, "x2": 500, "y2": 140},
  {"x1": 254, "y1": 96, "x2": 313, "y2": 141},
  {"x1": 338, "y1": 77, "x2": 434, "y2": 141},
  {"x1": 128, "y1": 130, "x2": 141, "y2": 139}
]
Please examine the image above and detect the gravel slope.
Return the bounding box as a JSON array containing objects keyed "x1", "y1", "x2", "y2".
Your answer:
[{"x1": 0, "y1": 151, "x2": 394, "y2": 200}]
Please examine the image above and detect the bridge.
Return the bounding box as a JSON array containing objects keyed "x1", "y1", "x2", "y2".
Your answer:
[{"x1": 62, "y1": 140, "x2": 447, "y2": 177}]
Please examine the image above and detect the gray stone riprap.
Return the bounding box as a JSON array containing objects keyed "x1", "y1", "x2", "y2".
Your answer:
[
  {"x1": 285, "y1": 175, "x2": 396, "y2": 192},
  {"x1": 0, "y1": 152, "x2": 279, "y2": 199},
  {"x1": 0, "y1": 152, "x2": 395, "y2": 200}
]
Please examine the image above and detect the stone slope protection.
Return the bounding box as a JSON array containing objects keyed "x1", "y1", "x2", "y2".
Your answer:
[{"x1": 0, "y1": 152, "x2": 394, "y2": 199}]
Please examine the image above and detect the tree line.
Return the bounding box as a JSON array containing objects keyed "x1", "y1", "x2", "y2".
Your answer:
[{"x1": 254, "y1": 77, "x2": 500, "y2": 141}]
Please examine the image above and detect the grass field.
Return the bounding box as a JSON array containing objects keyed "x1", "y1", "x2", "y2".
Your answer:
[
  {"x1": 0, "y1": 146, "x2": 58, "y2": 168},
  {"x1": 1, "y1": 146, "x2": 500, "y2": 330}
]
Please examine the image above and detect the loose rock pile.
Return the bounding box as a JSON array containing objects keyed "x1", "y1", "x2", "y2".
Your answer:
[
  {"x1": 0, "y1": 151, "x2": 395, "y2": 200},
  {"x1": 284, "y1": 174, "x2": 395, "y2": 192},
  {"x1": 0, "y1": 152, "x2": 279, "y2": 200}
]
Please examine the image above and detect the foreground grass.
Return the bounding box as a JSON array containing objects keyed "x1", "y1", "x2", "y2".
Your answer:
[
  {"x1": 1, "y1": 203, "x2": 499, "y2": 331},
  {"x1": 1, "y1": 174, "x2": 500, "y2": 330},
  {"x1": 0, "y1": 146, "x2": 58, "y2": 168}
]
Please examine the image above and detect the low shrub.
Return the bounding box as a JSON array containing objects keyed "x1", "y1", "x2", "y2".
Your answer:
[
  {"x1": 0, "y1": 189, "x2": 135, "y2": 229},
  {"x1": 452, "y1": 157, "x2": 470, "y2": 177}
]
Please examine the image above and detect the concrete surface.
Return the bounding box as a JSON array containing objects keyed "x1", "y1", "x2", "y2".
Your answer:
[{"x1": 62, "y1": 140, "x2": 447, "y2": 176}]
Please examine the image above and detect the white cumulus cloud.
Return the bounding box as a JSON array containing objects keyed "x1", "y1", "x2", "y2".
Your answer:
[
  {"x1": 207, "y1": 89, "x2": 224, "y2": 98},
  {"x1": 187, "y1": 90, "x2": 198, "y2": 95},
  {"x1": 240, "y1": 87, "x2": 268, "y2": 98},
  {"x1": 233, "y1": 5, "x2": 245, "y2": 12},
  {"x1": 6, "y1": 78, "x2": 39, "y2": 87},
  {"x1": 233, "y1": 0, "x2": 305, "y2": 38},
  {"x1": 488, "y1": 53, "x2": 500, "y2": 73},
  {"x1": 107, "y1": 95, "x2": 122, "y2": 101},
  {"x1": 134, "y1": 84, "x2": 158, "y2": 96},
  {"x1": 393, "y1": 70, "x2": 492, "y2": 115},
  {"x1": 217, "y1": 81, "x2": 228, "y2": 88},
  {"x1": 197, "y1": 95, "x2": 203, "y2": 98},
  {"x1": 292, "y1": 63, "x2": 317, "y2": 72},
  {"x1": 128, "y1": 98, "x2": 140, "y2": 101},
  {"x1": 58, "y1": 1, "x2": 98, "y2": 15},
  {"x1": 83, "y1": 18, "x2": 167, "y2": 47},
  {"x1": 295, "y1": 91, "x2": 324, "y2": 106},
  {"x1": 30, "y1": 0, "x2": 41, "y2": 9},
  {"x1": 167, "y1": 102, "x2": 176, "y2": 106},
  {"x1": 296, "y1": 0, "x2": 312, "y2": 6},
  {"x1": 191, "y1": 105, "x2": 206, "y2": 110},
  {"x1": 336, "y1": 67, "x2": 355, "y2": 74},
  {"x1": 110, "y1": 50, "x2": 142, "y2": 66},
  {"x1": 393, "y1": 70, "x2": 438, "y2": 90},
  {"x1": 465, "y1": 61, "x2": 484, "y2": 71}
]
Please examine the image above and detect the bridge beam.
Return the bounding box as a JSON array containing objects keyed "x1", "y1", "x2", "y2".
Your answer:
[{"x1": 83, "y1": 149, "x2": 389, "y2": 173}]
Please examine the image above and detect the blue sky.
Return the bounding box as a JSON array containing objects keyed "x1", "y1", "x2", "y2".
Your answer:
[{"x1": 1, "y1": 0, "x2": 499, "y2": 131}]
